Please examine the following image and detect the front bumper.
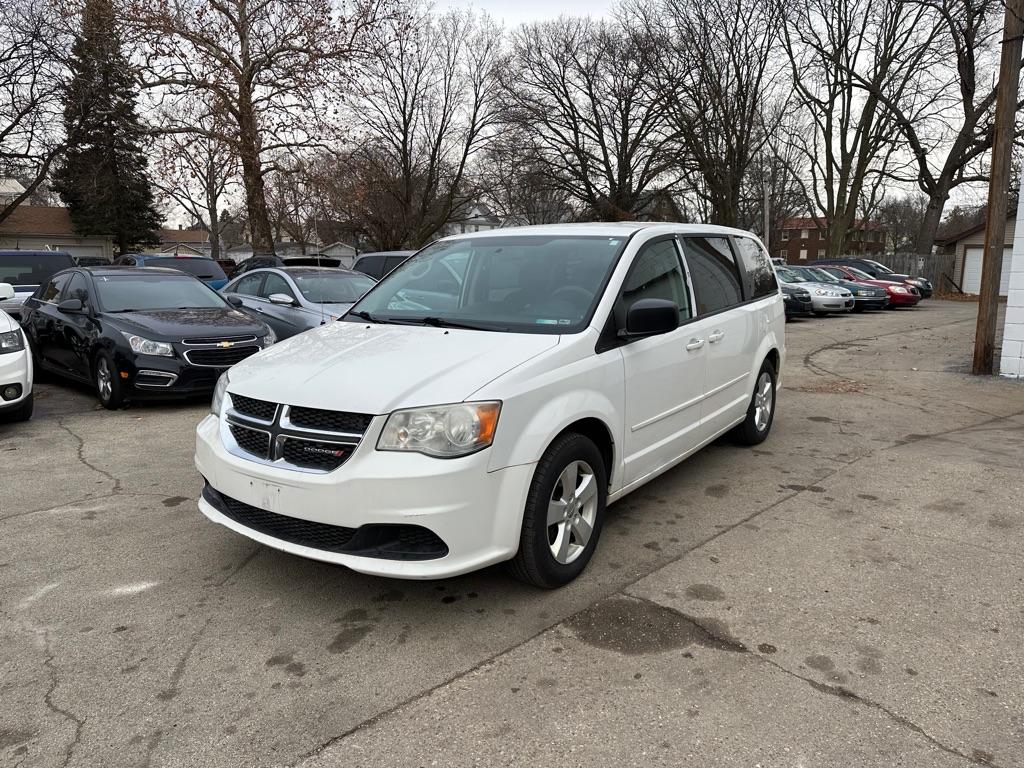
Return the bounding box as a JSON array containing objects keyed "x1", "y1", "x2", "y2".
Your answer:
[
  {"x1": 783, "y1": 296, "x2": 813, "y2": 317},
  {"x1": 810, "y1": 294, "x2": 854, "y2": 312},
  {"x1": 852, "y1": 294, "x2": 889, "y2": 309},
  {"x1": 886, "y1": 292, "x2": 920, "y2": 306},
  {"x1": 117, "y1": 351, "x2": 254, "y2": 399},
  {"x1": 195, "y1": 414, "x2": 534, "y2": 578},
  {"x1": 0, "y1": 347, "x2": 32, "y2": 410}
]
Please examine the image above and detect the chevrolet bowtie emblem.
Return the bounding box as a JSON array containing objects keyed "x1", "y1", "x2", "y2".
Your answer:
[{"x1": 217, "y1": 341, "x2": 234, "y2": 348}]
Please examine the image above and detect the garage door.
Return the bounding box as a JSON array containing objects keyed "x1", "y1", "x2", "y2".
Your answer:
[{"x1": 962, "y1": 246, "x2": 1011, "y2": 295}]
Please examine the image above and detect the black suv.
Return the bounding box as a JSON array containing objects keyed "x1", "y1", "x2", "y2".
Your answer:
[
  {"x1": 352, "y1": 251, "x2": 415, "y2": 280},
  {"x1": 809, "y1": 257, "x2": 932, "y2": 298}
]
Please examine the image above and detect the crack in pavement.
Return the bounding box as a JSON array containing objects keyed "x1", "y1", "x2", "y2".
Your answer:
[
  {"x1": 41, "y1": 627, "x2": 86, "y2": 768},
  {"x1": 58, "y1": 421, "x2": 124, "y2": 494},
  {"x1": 0, "y1": 489, "x2": 194, "y2": 524}
]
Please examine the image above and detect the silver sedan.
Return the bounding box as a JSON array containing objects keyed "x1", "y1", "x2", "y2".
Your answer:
[
  {"x1": 221, "y1": 267, "x2": 376, "y2": 340},
  {"x1": 774, "y1": 265, "x2": 854, "y2": 315}
]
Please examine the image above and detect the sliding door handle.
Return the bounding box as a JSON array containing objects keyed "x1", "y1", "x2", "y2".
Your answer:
[
  {"x1": 685, "y1": 338, "x2": 705, "y2": 351},
  {"x1": 708, "y1": 330, "x2": 725, "y2": 343}
]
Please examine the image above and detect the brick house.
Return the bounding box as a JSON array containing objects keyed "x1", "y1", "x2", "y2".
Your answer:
[{"x1": 776, "y1": 217, "x2": 887, "y2": 263}]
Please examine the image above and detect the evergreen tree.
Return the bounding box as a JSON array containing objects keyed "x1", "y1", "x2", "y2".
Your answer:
[{"x1": 53, "y1": 0, "x2": 162, "y2": 253}]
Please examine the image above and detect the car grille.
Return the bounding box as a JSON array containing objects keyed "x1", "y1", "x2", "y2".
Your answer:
[
  {"x1": 223, "y1": 399, "x2": 373, "y2": 473},
  {"x1": 231, "y1": 394, "x2": 277, "y2": 422},
  {"x1": 281, "y1": 438, "x2": 353, "y2": 471},
  {"x1": 288, "y1": 406, "x2": 374, "y2": 434},
  {"x1": 183, "y1": 335, "x2": 257, "y2": 346},
  {"x1": 202, "y1": 485, "x2": 448, "y2": 560},
  {"x1": 229, "y1": 423, "x2": 270, "y2": 456},
  {"x1": 185, "y1": 346, "x2": 260, "y2": 367}
]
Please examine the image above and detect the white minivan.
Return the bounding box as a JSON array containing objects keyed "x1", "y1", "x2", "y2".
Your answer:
[
  {"x1": 196, "y1": 224, "x2": 784, "y2": 587},
  {"x1": 0, "y1": 282, "x2": 33, "y2": 422}
]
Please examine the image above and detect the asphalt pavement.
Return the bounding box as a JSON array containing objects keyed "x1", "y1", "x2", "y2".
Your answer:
[{"x1": 1, "y1": 300, "x2": 1022, "y2": 767}]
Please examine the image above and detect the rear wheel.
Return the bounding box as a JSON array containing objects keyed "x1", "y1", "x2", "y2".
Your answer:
[
  {"x1": 509, "y1": 433, "x2": 607, "y2": 588},
  {"x1": 732, "y1": 360, "x2": 776, "y2": 446},
  {"x1": 94, "y1": 351, "x2": 124, "y2": 410}
]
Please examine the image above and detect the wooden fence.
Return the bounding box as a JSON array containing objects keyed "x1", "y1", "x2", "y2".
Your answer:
[{"x1": 840, "y1": 252, "x2": 959, "y2": 293}]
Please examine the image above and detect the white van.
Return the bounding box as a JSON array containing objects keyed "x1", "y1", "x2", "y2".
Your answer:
[
  {"x1": 0, "y1": 283, "x2": 33, "y2": 422},
  {"x1": 196, "y1": 224, "x2": 784, "y2": 587}
]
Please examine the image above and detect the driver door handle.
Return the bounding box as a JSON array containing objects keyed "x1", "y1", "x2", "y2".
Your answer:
[
  {"x1": 686, "y1": 338, "x2": 705, "y2": 351},
  {"x1": 708, "y1": 330, "x2": 725, "y2": 343}
]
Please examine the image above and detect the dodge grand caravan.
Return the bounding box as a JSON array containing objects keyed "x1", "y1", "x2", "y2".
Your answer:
[{"x1": 196, "y1": 223, "x2": 784, "y2": 587}]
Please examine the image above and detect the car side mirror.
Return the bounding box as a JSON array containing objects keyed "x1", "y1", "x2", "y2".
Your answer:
[
  {"x1": 58, "y1": 298, "x2": 83, "y2": 313},
  {"x1": 225, "y1": 294, "x2": 244, "y2": 307},
  {"x1": 268, "y1": 293, "x2": 295, "y2": 306},
  {"x1": 0, "y1": 283, "x2": 13, "y2": 301},
  {"x1": 621, "y1": 298, "x2": 679, "y2": 338}
]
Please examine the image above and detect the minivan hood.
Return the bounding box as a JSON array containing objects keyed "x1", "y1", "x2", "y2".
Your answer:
[
  {"x1": 105, "y1": 308, "x2": 267, "y2": 340},
  {"x1": 0, "y1": 309, "x2": 17, "y2": 333},
  {"x1": 227, "y1": 320, "x2": 559, "y2": 414}
]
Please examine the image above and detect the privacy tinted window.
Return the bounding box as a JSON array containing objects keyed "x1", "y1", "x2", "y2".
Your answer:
[
  {"x1": 681, "y1": 237, "x2": 743, "y2": 314},
  {"x1": 734, "y1": 237, "x2": 778, "y2": 299},
  {"x1": 615, "y1": 240, "x2": 691, "y2": 327}
]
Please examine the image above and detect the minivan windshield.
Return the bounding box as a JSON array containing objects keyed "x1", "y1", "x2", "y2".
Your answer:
[
  {"x1": 94, "y1": 274, "x2": 229, "y2": 312},
  {"x1": 348, "y1": 235, "x2": 628, "y2": 333}
]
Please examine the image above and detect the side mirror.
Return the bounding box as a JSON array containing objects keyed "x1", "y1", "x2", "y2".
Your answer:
[
  {"x1": 58, "y1": 298, "x2": 84, "y2": 313},
  {"x1": 0, "y1": 283, "x2": 13, "y2": 301},
  {"x1": 621, "y1": 298, "x2": 679, "y2": 338},
  {"x1": 225, "y1": 294, "x2": 244, "y2": 307},
  {"x1": 268, "y1": 293, "x2": 295, "y2": 306}
]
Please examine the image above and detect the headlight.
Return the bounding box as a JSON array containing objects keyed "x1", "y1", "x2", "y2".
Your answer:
[
  {"x1": 891, "y1": 286, "x2": 908, "y2": 294},
  {"x1": 211, "y1": 371, "x2": 230, "y2": 415},
  {"x1": 121, "y1": 332, "x2": 174, "y2": 356},
  {"x1": 261, "y1": 328, "x2": 276, "y2": 347},
  {"x1": 0, "y1": 329, "x2": 25, "y2": 354},
  {"x1": 856, "y1": 290, "x2": 870, "y2": 296},
  {"x1": 378, "y1": 401, "x2": 501, "y2": 458}
]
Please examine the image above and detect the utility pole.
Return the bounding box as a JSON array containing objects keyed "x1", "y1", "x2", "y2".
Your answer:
[
  {"x1": 973, "y1": 0, "x2": 1024, "y2": 374},
  {"x1": 763, "y1": 181, "x2": 771, "y2": 249}
]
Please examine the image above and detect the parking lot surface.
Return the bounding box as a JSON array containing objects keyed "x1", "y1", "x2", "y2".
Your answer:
[{"x1": 2, "y1": 301, "x2": 1023, "y2": 767}]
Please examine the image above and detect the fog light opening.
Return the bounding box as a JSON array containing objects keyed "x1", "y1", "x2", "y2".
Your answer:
[{"x1": 2, "y1": 384, "x2": 22, "y2": 401}]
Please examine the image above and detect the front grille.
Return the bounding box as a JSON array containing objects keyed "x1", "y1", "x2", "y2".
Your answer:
[
  {"x1": 288, "y1": 406, "x2": 373, "y2": 434},
  {"x1": 213, "y1": 489, "x2": 357, "y2": 552},
  {"x1": 281, "y1": 438, "x2": 352, "y2": 471},
  {"x1": 229, "y1": 423, "x2": 270, "y2": 458},
  {"x1": 183, "y1": 335, "x2": 257, "y2": 346},
  {"x1": 186, "y1": 346, "x2": 260, "y2": 367},
  {"x1": 231, "y1": 394, "x2": 277, "y2": 421},
  {"x1": 203, "y1": 485, "x2": 448, "y2": 560}
]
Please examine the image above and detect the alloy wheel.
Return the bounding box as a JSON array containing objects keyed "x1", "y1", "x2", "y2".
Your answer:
[
  {"x1": 97, "y1": 357, "x2": 113, "y2": 402},
  {"x1": 753, "y1": 371, "x2": 773, "y2": 432},
  {"x1": 546, "y1": 460, "x2": 598, "y2": 565}
]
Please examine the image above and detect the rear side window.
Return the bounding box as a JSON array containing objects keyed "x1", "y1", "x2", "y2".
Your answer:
[
  {"x1": 734, "y1": 237, "x2": 778, "y2": 299},
  {"x1": 615, "y1": 240, "x2": 691, "y2": 326},
  {"x1": 680, "y1": 237, "x2": 743, "y2": 315},
  {"x1": 356, "y1": 255, "x2": 384, "y2": 277}
]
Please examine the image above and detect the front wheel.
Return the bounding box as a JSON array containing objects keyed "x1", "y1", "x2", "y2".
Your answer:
[
  {"x1": 732, "y1": 361, "x2": 776, "y2": 446},
  {"x1": 1, "y1": 392, "x2": 33, "y2": 422},
  {"x1": 94, "y1": 351, "x2": 124, "y2": 410},
  {"x1": 509, "y1": 433, "x2": 607, "y2": 588}
]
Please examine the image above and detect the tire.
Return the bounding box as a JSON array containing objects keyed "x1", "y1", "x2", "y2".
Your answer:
[
  {"x1": 509, "y1": 432, "x2": 608, "y2": 588},
  {"x1": 1, "y1": 392, "x2": 33, "y2": 422},
  {"x1": 732, "y1": 360, "x2": 777, "y2": 446},
  {"x1": 853, "y1": 304, "x2": 865, "y2": 313},
  {"x1": 813, "y1": 311, "x2": 828, "y2": 317},
  {"x1": 93, "y1": 350, "x2": 124, "y2": 410}
]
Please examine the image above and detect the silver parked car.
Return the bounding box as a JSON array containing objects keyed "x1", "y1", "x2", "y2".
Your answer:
[
  {"x1": 221, "y1": 267, "x2": 376, "y2": 340},
  {"x1": 774, "y1": 265, "x2": 853, "y2": 316}
]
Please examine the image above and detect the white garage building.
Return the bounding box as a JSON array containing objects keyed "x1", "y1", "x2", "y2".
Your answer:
[
  {"x1": 0, "y1": 205, "x2": 114, "y2": 259},
  {"x1": 942, "y1": 213, "x2": 1015, "y2": 296}
]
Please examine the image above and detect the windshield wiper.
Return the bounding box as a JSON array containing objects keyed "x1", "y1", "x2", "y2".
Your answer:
[
  {"x1": 418, "y1": 316, "x2": 507, "y2": 332},
  {"x1": 347, "y1": 309, "x2": 383, "y2": 323}
]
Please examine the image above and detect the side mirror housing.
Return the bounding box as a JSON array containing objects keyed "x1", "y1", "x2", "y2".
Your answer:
[
  {"x1": 0, "y1": 282, "x2": 13, "y2": 301},
  {"x1": 268, "y1": 293, "x2": 295, "y2": 306},
  {"x1": 58, "y1": 298, "x2": 84, "y2": 313},
  {"x1": 225, "y1": 294, "x2": 244, "y2": 307},
  {"x1": 621, "y1": 298, "x2": 679, "y2": 338}
]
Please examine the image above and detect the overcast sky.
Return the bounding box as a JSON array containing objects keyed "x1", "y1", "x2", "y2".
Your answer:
[{"x1": 439, "y1": 0, "x2": 613, "y2": 26}]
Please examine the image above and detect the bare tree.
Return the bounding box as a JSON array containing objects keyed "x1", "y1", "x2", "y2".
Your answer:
[
  {"x1": 780, "y1": 0, "x2": 943, "y2": 257},
  {"x1": 877, "y1": 192, "x2": 930, "y2": 250},
  {"x1": 152, "y1": 104, "x2": 237, "y2": 259},
  {"x1": 627, "y1": 0, "x2": 781, "y2": 227},
  {"x1": 265, "y1": 158, "x2": 320, "y2": 251},
  {"x1": 0, "y1": 0, "x2": 69, "y2": 223},
  {"x1": 129, "y1": 0, "x2": 386, "y2": 256},
  {"x1": 330, "y1": 5, "x2": 500, "y2": 250},
  {"x1": 500, "y1": 17, "x2": 677, "y2": 220},
  {"x1": 477, "y1": 127, "x2": 575, "y2": 225}
]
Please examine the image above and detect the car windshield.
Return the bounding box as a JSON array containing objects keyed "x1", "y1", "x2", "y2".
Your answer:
[
  {"x1": 349, "y1": 235, "x2": 628, "y2": 333},
  {"x1": 847, "y1": 267, "x2": 875, "y2": 280},
  {"x1": 806, "y1": 267, "x2": 838, "y2": 282},
  {"x1": 0, "y1": 253, "x2": 74, "y2": 287},
  {"x1": 863, "y1": 259, "x2": 893, "y2": 274},
  {"x1": 94, "y1": 274, "x2": 229, "y2": 312},
  {"x1": 775, "y1": 266, "x2": 807, "y2": 283},
  {"x1": 293, "y1": 272, "x2": 376, "y2": 304},
  {"x1": 146, "y1": 258, "x2": 226, "y2": 281}
]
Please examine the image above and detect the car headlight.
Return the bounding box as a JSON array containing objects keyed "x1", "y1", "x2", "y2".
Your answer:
[
  {"x1": 856, "y1": 290, "x2": 870, "y2": 296},
  {"x1": 261, "y1": 328, "x2": 276, "y2": 347},
  {"x1": 891, "y1": 286, "x2": 908, "y2": 294},
  {"x1": 121, "y1": 332, "x2": 174, "y2": 357},
  {"x1": 377, "y1": 402, "x2": 501, "y2": 458},
  {"x1": 211, "y1": 371, "x2": 230, "y2": 415},
  {"x1": 0, "y1": 329, "x2": 25, "y2": 354}
]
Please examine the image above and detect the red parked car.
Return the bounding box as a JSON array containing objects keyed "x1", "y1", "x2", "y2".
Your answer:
[{"x1": 818, "y1": 265, "x2": 920, "y2": 307}]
